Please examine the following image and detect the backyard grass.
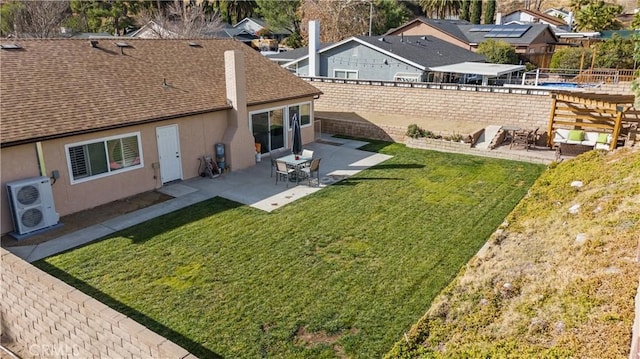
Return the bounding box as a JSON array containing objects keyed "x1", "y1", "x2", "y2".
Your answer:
[{"x1": 37, "y1": 141, "x2": 544, "y2": 358}]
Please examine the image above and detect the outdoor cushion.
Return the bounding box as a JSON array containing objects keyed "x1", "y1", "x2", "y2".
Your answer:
[
  {"x1": 568, "y1": 130, "x2": 584, "y2": 141},
  {"x1": 597, "y1": 133, "x2": 609, "y2": 143}
]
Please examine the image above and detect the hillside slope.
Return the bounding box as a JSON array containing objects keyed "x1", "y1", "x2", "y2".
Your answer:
[{"x1": 386, "y1": 148, "x2": 640, "y2": 358}]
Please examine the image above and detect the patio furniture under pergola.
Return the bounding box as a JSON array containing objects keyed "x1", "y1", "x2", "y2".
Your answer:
[{"x1": 546, "y1": 91, "x2": 638, "y2": 151}]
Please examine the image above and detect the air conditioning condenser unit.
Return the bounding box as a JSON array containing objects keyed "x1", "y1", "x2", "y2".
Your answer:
[{"x1": 6, "y1": 176, "x2": 59, "y2": 237}]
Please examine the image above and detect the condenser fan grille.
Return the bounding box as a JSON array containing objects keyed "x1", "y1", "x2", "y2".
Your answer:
[
  {"x1": 16, "y1": 185, "x2": 40, "y2": 205},
  {"x1": 21, "y1": 208, "x2": 44, "y2": 228}
]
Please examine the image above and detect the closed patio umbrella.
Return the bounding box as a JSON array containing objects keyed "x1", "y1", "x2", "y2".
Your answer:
[{"x1": 291, "y1": 114, "x2": 302, "y2": 155}]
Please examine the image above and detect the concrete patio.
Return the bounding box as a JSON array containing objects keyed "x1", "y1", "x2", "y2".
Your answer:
[{"x1": 4, "y1": 135, "x2": 392, "y2": 263}]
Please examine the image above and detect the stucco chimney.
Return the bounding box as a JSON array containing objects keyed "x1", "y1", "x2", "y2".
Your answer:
[
  {"x1": 495, "y1": 12, "x2": 502, "y2": 25},
  {"x1": 222, "y1": 50, "x2": 255, "y2": 171},
  {"x1": 308, "y1": 20, "x2": 320, "y2": 77}
]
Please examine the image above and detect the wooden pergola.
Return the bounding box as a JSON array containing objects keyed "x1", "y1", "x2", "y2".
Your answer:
[{"x1": 546, "y1": 91, "x2": 638, "y2": 151}]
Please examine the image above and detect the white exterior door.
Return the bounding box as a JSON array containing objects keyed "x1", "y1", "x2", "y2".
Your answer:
[{"x1": 156, "y1": 125, "x2": 182, "y2": 183}]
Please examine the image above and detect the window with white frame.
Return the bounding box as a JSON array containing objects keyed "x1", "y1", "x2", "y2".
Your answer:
[
  {"x1": 66, "y1": 132, "x2": 142, "y2": 183},
  {"x1": 334, "y1": 69, "x2": 358, "y2": 79},
  {"x1": 288, "y1": 103, "x2": 311, "y2": 127}
]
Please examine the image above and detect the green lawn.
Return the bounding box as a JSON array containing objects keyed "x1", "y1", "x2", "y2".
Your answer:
[{"x1": 37, "y1": 141, "x2": 545, "y2": 358}]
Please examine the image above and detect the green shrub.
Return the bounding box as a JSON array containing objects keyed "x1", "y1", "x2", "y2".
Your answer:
[{"x1": 406, "y1": 124, "x2": 426, "y2": 138}]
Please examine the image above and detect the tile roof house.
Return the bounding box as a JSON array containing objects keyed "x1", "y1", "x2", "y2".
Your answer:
[
  {"x1": 502, "y1": 9, "x2": 571, "y2": 31},
  {"x1": 270, "y1": 32, "x2": 485, "y2": 82},
  {"x1": 385, "y1": 17, "x2": 558, "y2": 67},
  {"x1": 0, "y1": 38, "x2": 321, "y2": 235}
]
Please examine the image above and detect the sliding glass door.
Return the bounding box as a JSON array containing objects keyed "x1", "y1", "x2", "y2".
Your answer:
[{"x1": 251, "y1": 108, "x2": 284, "y2": 154}]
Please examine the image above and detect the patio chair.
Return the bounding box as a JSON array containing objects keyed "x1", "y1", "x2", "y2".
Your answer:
[
  {"x1": 510, "y1": 129, "x2": 531, "y2": 150},
  {"x1": 527, "y1": 128, "x2": 539, "y2": 149},
  {"x1": 269, "y1": 149, "x2": 286, "y2": 177},
  {"x1": 301, "y1": 158, "x2": 321, "y2": 186},
  {"x1": 302, "y1": 149, "x2": 314, "y2": 159},
  {"x1": 275, "y1": 160, "x2": 295, "y2": 187}
]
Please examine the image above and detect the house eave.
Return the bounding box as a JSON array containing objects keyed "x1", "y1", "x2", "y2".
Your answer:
[
  {"x1": 0, "y1": 106, "x2": 231, "y2": 148},
  {"x1": 248, "y1": 92, "x2": 323, "y2": 107}
]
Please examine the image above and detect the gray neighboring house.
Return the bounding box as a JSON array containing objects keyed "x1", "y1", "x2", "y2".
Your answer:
[{"x1": 269, "y1": 35, "x2": 485, "y2": 82}]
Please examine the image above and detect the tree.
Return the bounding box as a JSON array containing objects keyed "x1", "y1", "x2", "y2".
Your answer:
[
  {"x1": 419, "y1": 0, "x2": 459, "y2": 19},
  {"x1": 137, "y1": 0, "x2": 222, "y2": 38},
  {"x1": 632, "y1": 0, "x2": 640, "y2": 29},
  {"x1": 373, "y1": 0, "x2": 412, "y2": 35},
  {"x1": 470, "y1": 0, "x2": 481, "y2": 24},
  {"x1": 593, "y1": 34, "x2": 635, "y2": 69},
  {"x1": 225, "y1": 0, "x2": 257, "y2": 24},
  {"x1": 573, "y1": 0, "x2": 623, "y2": 32},
  {"x1": 550, "y1": 47, "x2": 592, "y2": 70},
  {"x1": 298, "y1": 0, "x2": 372, "y2": 42},
  {"x1": 459, "y1": 0, "x2": 469, "y2": 21},
  {"x1": 0, "y1": 1, "x2": 23, "y2": 37},
  {"x1": 477, "y1": 39, "x2": 518, "y2": 64},
  {"x1": 256, "y1": 0, "x2": 301, "y2": 47},
  {"x1": 0, "y1": 0, "x2": 71, "y2": 38},
  {"x1": 484, "y1": 0, "x2": 496, "y2": 25}
]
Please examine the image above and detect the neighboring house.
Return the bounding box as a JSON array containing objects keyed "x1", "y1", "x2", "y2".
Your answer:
[
  {"x1": 266, "y1": 42, "x2": 331, "y2": 66},
  {"x1": 385, "y1": 17, "x2": 558, "y2": 67},
  {"x1": 542, "y1": 8, "x2": 574, "y2": 28},
  {"x1": 273, "y1": 34, "x2": 485, "y2": 82},
  {"x1": 501, "y1": 9, "x2": 571, "y2": 31},
  {"x1": 233, "y1": 17, "x2": 291, "y2": 44},
  {"x1": 127, "y1": 20, "x2": 245, "y2": 41},
  {"x1": 0, "y1": 38, "x2": 321, "y2": 235},
  {"x1": 128, "y1": 20, "x2": 181, "y2": 38}
]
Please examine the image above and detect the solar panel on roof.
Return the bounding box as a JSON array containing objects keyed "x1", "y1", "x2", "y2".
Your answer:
[{"x1": 484, "y1": 25, "x2": 531, "y2": 38}]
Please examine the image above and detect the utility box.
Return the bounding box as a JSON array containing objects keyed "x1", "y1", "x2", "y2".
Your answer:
[{"x1": 215, "y1": 143, "x2": 225, "y2": 171}]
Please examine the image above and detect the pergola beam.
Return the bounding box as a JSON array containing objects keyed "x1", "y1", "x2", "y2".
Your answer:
[{"x1": 547, "y1": 91, "x2": 636, "y2": 150}]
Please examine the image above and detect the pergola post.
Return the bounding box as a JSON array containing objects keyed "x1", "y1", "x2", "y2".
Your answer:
[
  {"x1": 546, "y1": 96, "x2": 558, "y2": 147},
  {"x1": 611, "y1": 107, "x2": 624, "y2": 151}
]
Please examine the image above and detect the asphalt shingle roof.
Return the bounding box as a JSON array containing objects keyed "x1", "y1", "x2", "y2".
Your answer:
[
  {"x1": 356, "y1": 35, "x2": 485, "y2": 68},
  {"x1": 0, "y1": 38, "x2": 321, "y2": 147},
  {"x1": 266, "y1": 43, "x2": 332, "y2": 61}
]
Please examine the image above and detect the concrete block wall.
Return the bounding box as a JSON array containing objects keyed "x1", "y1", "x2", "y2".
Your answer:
[
  {"x1": 319, "y1": 118, "x2": 406, "y2": 142},
  {"x1": 0, "y1": 248, "x2": 196, "y2": 359},
  {"x1": 311, "y1": 80, "x2": 553, "y2": 131}
]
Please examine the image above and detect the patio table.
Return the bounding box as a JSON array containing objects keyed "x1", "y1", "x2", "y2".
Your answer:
[{"x1": 277, "y1": 154, "x2": 312, "y2": 184}]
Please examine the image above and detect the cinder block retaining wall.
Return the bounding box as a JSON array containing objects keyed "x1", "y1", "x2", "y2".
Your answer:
[
  {"x1": 310, "y1": 79, "x2": 554, "y2": 131},
  {"x1": 0, "y1": 248, "x2": 195, "y2": 359}
]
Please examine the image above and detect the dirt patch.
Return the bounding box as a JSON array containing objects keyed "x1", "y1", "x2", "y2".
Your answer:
[
  {"x1": 294, "y1": 326, "x2": 359, "y2": 358},
  {"x1": 1, "y1": 190, "x2": 173, "y2": 248}
]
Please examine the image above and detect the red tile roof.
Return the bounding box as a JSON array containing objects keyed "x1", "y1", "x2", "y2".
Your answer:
[
  {"x1": 0, "y1": 38, "x2": 321, "y2": 147},
  {"x1": 505, "y1": 9, "x2": 568, "y2": 27}
]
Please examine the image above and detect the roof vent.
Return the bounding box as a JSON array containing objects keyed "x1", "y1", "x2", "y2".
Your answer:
[
  {"x1": 377, "y1": 37, "x2": 385, "y2": 42},
  {"x1": 188, "y1": 41, "x2": 201, "y2": 47},
  {"x1": 89, "y1": 40, "x2": 99, "y2": 48},
  {"x1": 0, "y1": 44, "x2": 22, "y2": 50},
  {"x1": 115, "y1": 41, "x2": 131, "y2": 54}
]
